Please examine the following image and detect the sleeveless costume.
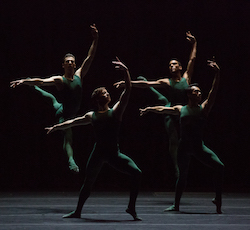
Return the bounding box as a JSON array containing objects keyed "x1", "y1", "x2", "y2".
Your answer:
[
  {"x1": 74, "y1": 109, "x2": 141, "y2": 214},
  {"x1": 174, "y1": 105, "x2": 224, "y2": 207}
]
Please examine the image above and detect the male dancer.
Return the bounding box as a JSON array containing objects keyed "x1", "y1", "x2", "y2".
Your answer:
[
  {"x1": 45, "y1": 58, "x2": 142, "y2": 221},
  {"x1": 10, "y1": 24, "x2": 99, "y2": 173},
  {"x1": 140, "y1": 60, "x2": 224, "y2": 214},
  {"x1": 114, "y1": 31, "x2": 197, "y2": 177}
]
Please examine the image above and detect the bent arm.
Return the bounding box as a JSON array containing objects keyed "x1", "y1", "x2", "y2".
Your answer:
[
  {"x1": 140, "y1": 105, "x2": 181, "y2": 116},
  {"x1": 75, "y1": 24, "x2": 99, "y2": 79},
  {"x1": 45, "y1": 112, "x2": 93, "y2": 134},
  {"x1": 183, "y1": 31, "x2": 197, "y2": 84},
  {"x1": 202, "y1": 60, "x2": 220, "y2": 116},
  {"x1": 112, "y1": 58, "x2": 131, "y2": 120},
  {"x1": 10, "y1": 76, "x2": 63, "y2": 88}
]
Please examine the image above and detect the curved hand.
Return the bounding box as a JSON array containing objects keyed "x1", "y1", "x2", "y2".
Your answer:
[
  {"x1": 90, "y1": 23, "x2": 99, "y2": 39},
  {"x1": 113, "y1": 80, "x2": 125, "y2": 89},
  {"x1": 139, "y1": 108, "x2": 148, "y2": 116},
  {"x1": 45, "y1": 126, "x2": 54, "y2": 134},
  {"x1": 186, "y1": 31, "x2": 196, "y2": 44},
  {"x1": 112, "y1": 57, "x2": 128, "y2": 71},
  {"x1": 207, "y1": 59, "x2": 220, "y2": 72},
  {"x1": 10, "y1": 79, "x2": 24, "y2": 88}
]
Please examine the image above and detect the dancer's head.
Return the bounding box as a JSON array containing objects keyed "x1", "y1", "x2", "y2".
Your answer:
[
  {"x1": 62, "y1": 53, "x2": 76, "y2": 72},
  {"x1": 186, "y1": 83, "x2": 202, "y2": 103},
  {"x1": 169, "y1": 58, "x2": 182, "y2": 74},
  {"x1": 91, "y1": 87, "x2": 111, "y2": 108}
]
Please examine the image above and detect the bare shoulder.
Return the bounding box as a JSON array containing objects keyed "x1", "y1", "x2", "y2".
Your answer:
[
  {"x1": 157, "y1": 78, "x2": 170, "y2": 87},
  {"x1": 173, "y1": 105, "x2": 183, "y2": 112}
]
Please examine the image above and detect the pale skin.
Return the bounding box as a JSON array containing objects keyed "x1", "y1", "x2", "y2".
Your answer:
[
  {"x1": 10, "y1": 24, "x2": 99, "y2": 173},
  {"x1": 114, "y1": 31, "x2": 197, "y2": 89},
  {"x1": 45, "y1": 57, "x2": 131, "y2": 134},
  {"x1": 140, "y1": 60, "x2": 220, "y2": 117}
]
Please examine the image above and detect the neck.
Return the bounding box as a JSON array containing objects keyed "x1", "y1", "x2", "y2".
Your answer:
[
  {"x1": 97, "y1": 104, "x2": 110, "y2": 113},
  {"x1": 171, "y1": 72, "x2": 182, "y2": 82},
  {"x1": 188, "y1": 100, "x2": 199, "y2": 108},
  {"x1": 64, "y1": 71, "x2": 75, "y2": 80}
]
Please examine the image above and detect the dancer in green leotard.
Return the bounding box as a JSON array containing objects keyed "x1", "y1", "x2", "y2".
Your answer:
[
  {"x1": 114, "y1": 31, "x2": 197, "y2": 177},
  {"x1": 10, "y1": 24, "x2": 99, "y2": 173},
  {"x1": 140, "y1": 60, "x2": 224, "y2": 214},
  {"x1": 45, "y1": 58, "x2": 142, "y2": 221}
]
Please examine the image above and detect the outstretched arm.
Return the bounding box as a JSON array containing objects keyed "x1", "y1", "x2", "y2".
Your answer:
[
  {"x1": 75, "y1": 24, "x2": 99, "y2": 80},
  {"x1": 140, "y1": 105, "x2": 181, "y2": 116},
  {"x1": 202, "y1": 60, "x2": 220, "y2": 116},
  {"x1": 45, "y1": 112, "x2": 93, "y2": 134},
  {"x1": 183, "y1": 31, "x2": 197, "y2": 84},
  {"x1": 114, "y1": 78, "x2": 170, "y2": 89},
  {"x1": 112, "y1": 57, "x2": 132, "y2": 121},
  {"x1": 10, "y1": 76, "x2": 63, "y2": 88}
]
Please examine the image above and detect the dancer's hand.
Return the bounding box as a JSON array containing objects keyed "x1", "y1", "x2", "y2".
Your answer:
[
  {"x1": 10, "y1": 79, "x2": 24, "y2": 88},
  {"x1": 90, "y1": 23, "x2": 99, "y2": 39},
  {"x1": 207, "y1": 59, "x2": 220, "y2": 72},
  {"x1": 113, "y1": 80, "x2": 125, "y2": 89},
  {"x1": 139, "y1": 108, "x2": 148, "y2": 116},
  {"x1": 45, "y1": 126, "x2": 55, "y2": 134},
  {"x1": 112, "y1": 57, "x2": 128, "y2": 71},
  {"x1": 186, "y1": 31, "x2": 196, "y2": 44}
]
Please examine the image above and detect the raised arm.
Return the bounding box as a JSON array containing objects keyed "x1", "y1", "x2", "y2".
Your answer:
[
  {"x1": 201, "y1": 60, "x2": 220, "y2": 116},
  {"x1": 112, "y1": 58, "x2": 132, "y2": 121},
  {"x1": 10, "y1": 76, "x2": 63, "y2": 89},
  {"x1": 114, "y1": 78, "x2": 170, "y2": 89},
  {"x1": 140, "y1": 105, "x2": 181, "y2": 116},
  {"x1": 45, "y1": 111, "x2": 93, "y2": 134},
  {"x1": 183, "y1": 31, "x2": 197, "y2": 84},
  {"x1": 75, "y1": 24, "x2": 99, "y2": 80}
]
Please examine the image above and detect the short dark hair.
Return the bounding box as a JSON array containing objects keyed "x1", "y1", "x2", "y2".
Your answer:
[
  {"x1": 91, "y1": 87, "x2": 106, "y2": 102},
  {"x1": 170, "y1": 58, "x2": 182, "y2": 67},
  {"x1": 186, "y1": 83, "x2": 200, "y2": 95},
  {"x1": 63, "y1": 53, "x2": 75, "y2": 63}
]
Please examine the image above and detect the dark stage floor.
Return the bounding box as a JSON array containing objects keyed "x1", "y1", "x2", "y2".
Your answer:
[{"x1": 0, "y1": 191, "x2": 250, "y2": 230}]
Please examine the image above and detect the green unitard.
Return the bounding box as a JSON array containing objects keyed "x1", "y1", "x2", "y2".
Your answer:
[
  {"x1": 138, "y1": 76, "x2": 188, "y2": 176},
  {"x1": 34, "y1": 75, "x2": 82, "y2": 170},
  {"x1": 174, "y1": 105, "x2": 224, "y2": 208},
  {"x1": 74, "y1": 109, "x2": 142, "y2": 214}
]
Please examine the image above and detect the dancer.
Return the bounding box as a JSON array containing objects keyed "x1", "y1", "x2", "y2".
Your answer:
[
  {"x1": 140, "y1": 60, "x2": 224, "y2": 214},
  {"x1": 10, "y1": 24, "x2": 99, "y2": 173},
  {"x1": 45, "y1": 58, "x2": 142, "y2": 221},
  {"x1": 114, "y1": 31, "x2": 197, "y2": 177}
]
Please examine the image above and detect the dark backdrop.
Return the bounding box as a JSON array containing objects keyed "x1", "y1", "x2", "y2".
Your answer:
[{"x1": 1, "y1": 0, "x2": 249, "y2": 192}]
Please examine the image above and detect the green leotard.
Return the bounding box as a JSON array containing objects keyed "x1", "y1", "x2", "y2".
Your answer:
[
  {"x1": 74, "y1": 109, "x2": 141, "y2": 216},
  {"x1": 174, "y1": 105, "x2": 224, "y2": 209},
  {"x1": 56, "y1": 75, "x2": 82, "y2": 121}
]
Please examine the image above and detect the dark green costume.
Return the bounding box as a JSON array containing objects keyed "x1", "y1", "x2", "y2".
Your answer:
[
  {"x1": 74, "y1": 109, "x2": 141, "y2": 217},
  {"x1": 175, "y1": 105, "x2": 224, "y2": 210}
]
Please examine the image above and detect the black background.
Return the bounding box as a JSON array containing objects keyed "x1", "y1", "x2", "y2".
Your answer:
[{"x1": 1, "y1": 0, "x2": 249, "y2": 192}]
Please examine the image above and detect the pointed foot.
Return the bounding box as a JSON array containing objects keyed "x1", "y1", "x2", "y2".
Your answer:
[
  {"x1": 63, "y1": 210, "x2": 81, "y2": 218},
  {"x1": 164, "y1": 204, "x2": 179, "y2": 212},
  {"x1": 126, "y1": 208, "x2": 142, "y2": 221},
  {"x1": 212, "y1": 198, "x2": 222, "y2": 214}
]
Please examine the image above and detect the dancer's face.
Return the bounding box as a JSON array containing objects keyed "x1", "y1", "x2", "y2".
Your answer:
[
  {"x1": 98, "y1": 88, "x2": 111, "y2": 105},
  {"x1": 62, "y1": 56, "x2": 76, "y2": 71},
  {"x1": 189, "y1": 86, "x2": 202, "y2": 102},
  {"x1": 169, "y1": 60, "x2": 182, "y2": 74}
]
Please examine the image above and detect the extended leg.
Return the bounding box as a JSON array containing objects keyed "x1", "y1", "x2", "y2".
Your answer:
[
  {"x1": 165, "y1": 117, "x2": 179, "y2": 178},
  {"x1": 109, "y1": 152, "x2": 142, "y2": 221},
  {"x1": 194, "y1": 144, "x2": 224, "y2": 214},
  {"x1": 137, "y1": 76, "x2": 170, "y2": 106},
  {"x1": 63, "y1": 128, "x2": 79, "y2": 173},
  {"x1": 63, "y1": 147, "x2": 103, "y2": 218}
]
